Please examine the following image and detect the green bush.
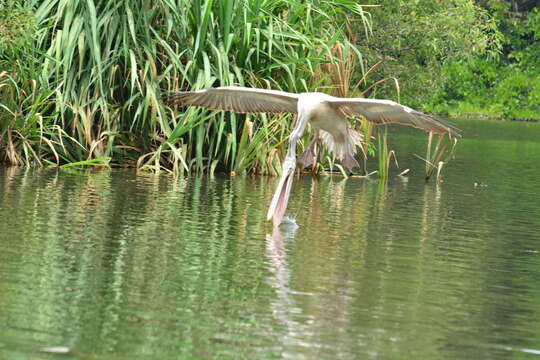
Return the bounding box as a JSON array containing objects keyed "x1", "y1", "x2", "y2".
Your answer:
[
  {"x1": 356, "y1": 0, "x2": 501, "y2": 108},
  {"x1": 0, "y1": 1, "x2": 35, "y2": 55},
  {"x1": 430, "y1": 58, "x2": 540, "y2": 120},
  {"x1": 425, "y1": 2, "x2": 540, "y2": 120}
]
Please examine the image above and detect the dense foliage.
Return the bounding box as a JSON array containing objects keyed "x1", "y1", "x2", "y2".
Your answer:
[
  {"x1": 357, "y1": 0, "x2": 502, "y2": 109},
  {"x1": 350, "y1": 0, "x2": 539, "y2": 121},
  {"x1": 1, "y1": 0, "x2": 538, "y2": 171},
  {"x1": 432, "y1": 2, "x2": 540, "y2": 120},
  {"x1": 1, "y1": 0, "x2": 369, "y2": 172}
]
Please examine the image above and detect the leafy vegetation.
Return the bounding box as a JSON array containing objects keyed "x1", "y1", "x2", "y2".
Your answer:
[
  {"x1": 1, "y1": 0, "x2": 372, "y2": 174},
  {"x1": 2, "y1": 0, "x2": 537, "y2": 175},
  {"x1": 356, "y1": 0, "x2": 502, "y2": 108},
  {"x1": 430, "y1": 58, "x2": 540, "y2": 120},
  {"x1": 350, "y1": 0, "x2": 540, "y2": 121},
  {"x1": 430, "y1": 2, "x2": 540, "y2": 120},
  {"x1": 0, "y1": 1, "x2": 35, "y2": 52}
]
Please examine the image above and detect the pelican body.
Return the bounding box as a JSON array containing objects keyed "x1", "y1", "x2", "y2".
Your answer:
[{"x1": 167, "y1": 86, "x2": 459, "y2": 227}]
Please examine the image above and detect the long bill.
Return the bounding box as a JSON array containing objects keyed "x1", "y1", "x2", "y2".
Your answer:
[
  {"x1": 266, "y1": 159, "x2": 296, "y2": 228},
  {"x1": 266, "y1": 110, "x2": 308, "y2": 228}
]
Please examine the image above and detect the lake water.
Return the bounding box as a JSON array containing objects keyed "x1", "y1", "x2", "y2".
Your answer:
[{"x1": 1, "y1": 119, "x2": 540, "y2": 359}]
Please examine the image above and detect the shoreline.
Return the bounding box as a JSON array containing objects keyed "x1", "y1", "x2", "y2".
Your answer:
[{"x1": 437, "y1": 113, "x2": 540, "y2": 123}]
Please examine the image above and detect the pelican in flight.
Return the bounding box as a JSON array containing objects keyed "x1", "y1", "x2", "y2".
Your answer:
[{"x1": 167, "y1": 86, "x2": 458, "y2": 227}]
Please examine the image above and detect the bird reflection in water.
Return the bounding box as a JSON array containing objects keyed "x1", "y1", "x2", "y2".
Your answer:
[{"x1": 265, "y1": 220, "x2": 305, "y2": 350}]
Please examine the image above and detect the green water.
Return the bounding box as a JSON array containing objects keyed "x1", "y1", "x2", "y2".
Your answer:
[{"x1": 1, "y1": 119, "x2": 540, "y2": 359}]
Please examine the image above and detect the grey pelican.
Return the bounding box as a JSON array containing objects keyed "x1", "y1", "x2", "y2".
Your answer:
[{"x1": 167, "y1": 86, "x2": 459, "y2": 227}]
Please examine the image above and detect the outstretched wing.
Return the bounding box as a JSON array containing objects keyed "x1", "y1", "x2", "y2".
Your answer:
[
  {"x1": 167, "y1": 86, "x2": 299, "y2": 114},
  {"x1": 328, "y1": 98, "x2": 460, "y2": 136}
]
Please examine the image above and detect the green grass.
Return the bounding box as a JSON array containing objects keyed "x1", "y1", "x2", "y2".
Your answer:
[
  {"x1": 1, "y1": 1, "x2": 456, "y2": 182},
  {"x1": 376, "y1": 128, "x2": 397, "y2": 182},
  {"x1": 1, "y1": 0, "x2": 371, "y2": 174}
]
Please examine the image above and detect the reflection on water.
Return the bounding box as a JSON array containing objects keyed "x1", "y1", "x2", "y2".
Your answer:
[{"x1": 1, "y1": 119, "x2": 540, "y2": 359}]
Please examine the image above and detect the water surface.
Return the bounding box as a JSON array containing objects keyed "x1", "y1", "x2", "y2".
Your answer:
[{"x1": 1, "y1": 119, "x2": 540, "y2": 359}]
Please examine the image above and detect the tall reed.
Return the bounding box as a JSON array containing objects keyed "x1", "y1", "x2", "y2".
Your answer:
[
  {"x1": 376, "y1": 127, "x2": 397, "y2": 182},
  {"x1": 313, "y1": 44, "x2": 404, "y2": 178},
  {"x1": 1, "y1": 0, "x2": 371, "y2": 173},
  {"x1": 417, "y1": 132, "x2": 458, "y2": 181}
]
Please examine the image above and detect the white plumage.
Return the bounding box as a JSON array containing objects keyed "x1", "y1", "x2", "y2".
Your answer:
[{"x1": 168, "y1": 86, "x2": 459, "y2": 227}]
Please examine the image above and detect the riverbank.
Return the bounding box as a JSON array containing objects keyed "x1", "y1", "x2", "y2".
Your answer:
[{"x1": 442, "y1": 111, "x2": 540, "y2": 123}]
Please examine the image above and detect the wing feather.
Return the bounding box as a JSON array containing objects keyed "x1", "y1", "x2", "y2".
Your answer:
[
  {"x1": 167, "y1": 86, "x2": 298, "y2": 114},
  {"x1": 328, "y1": 98, "x2": 460, "y2": 136}
]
